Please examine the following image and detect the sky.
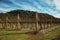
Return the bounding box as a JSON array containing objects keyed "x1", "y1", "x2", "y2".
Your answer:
[{"x1": 0, "y1": 0, "x2": 60, "y2": 18}]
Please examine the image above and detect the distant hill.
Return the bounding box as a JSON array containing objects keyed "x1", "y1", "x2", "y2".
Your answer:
[
  {"x1": 6, "y1": 10, "x2": 55, "y2": 18},
  {"x1": 0, "y1": 10, "x2": 55, "y2": 18},
  {"x1": 0, "y1": 10, "x2": 60, "y2": 23}
]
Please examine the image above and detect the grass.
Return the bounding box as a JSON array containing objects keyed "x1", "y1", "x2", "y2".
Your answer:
[
  {"x1": 0, "y1": 27, "x2": 60, "y2": 40},
  {"x1": 0, "y1": 30, "x2": 31, "y2": 40},
  {"x1": 40, "y1": 27, "x2": 60, "y2": 40},
  {"x1": 0, "y1": 34, "x2": 29, "y2": 40}
]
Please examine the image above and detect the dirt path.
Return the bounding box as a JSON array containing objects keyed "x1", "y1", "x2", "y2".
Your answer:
[{"x1": 27, "y1": 26, "x2": 60, "y2": 40}]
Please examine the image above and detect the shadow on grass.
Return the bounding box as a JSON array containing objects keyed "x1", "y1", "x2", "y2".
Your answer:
[
  {"x1": 52, "y1": 33, "x2": 60, "y2": 40},
  {"x1": 0, "y1": 37, "x2": 2, "y2": 40},
  {"x1": 0, "y1": 32, "x2": 28, "y2": 36},
  {"x1": 0, "y1": 31, "x2": 38, "y2": 36}
]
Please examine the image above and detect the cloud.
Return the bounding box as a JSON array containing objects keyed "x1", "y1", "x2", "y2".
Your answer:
[
  {"x1": 53, "y1": 14, "x2": 60, "y2": 18},
  {"x1": 0, "y1": 7, "x2": 17, "y2": 12},
  {"x1": 0, "y1": 0, "x2": 60, "y2": 18},
  {"x1": 0, "y1": 2, "x2": 10, "y2": 8},
  {"x1": 10, "y1": 0, "x2": 41, "y2": 12},
  {"x1": 53, "y1": 0, "x2": 60, "y2": 10},
  {"x1": 0, "y1": 8, "x2": 9, "y2": 12},
  {"x1": 0, "y1": 8, "x2": 7, "y2": 11}
]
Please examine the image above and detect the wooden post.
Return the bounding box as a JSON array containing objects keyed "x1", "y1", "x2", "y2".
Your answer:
[
  {"x1": 6, "y1": 16, "x2": 8, "y2": 30},
  {"x1": 35, "y1": 12, "x2": 39, "y2": 33},
  {"x1": 17, "y1": 13, "x2": 20, "y2": 30},
  {"x1": 50, "y1": 16, "x2": 52, "y2": 28}
]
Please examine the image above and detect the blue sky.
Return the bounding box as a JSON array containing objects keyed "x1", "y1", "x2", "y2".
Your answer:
[{"x1": 0, "y1": 0, "x2": 60, "y2": 18}]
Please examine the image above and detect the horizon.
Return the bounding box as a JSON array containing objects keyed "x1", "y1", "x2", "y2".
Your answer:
[{"x1": 0, "y1": 0, "x2": 60, "y2": 18}]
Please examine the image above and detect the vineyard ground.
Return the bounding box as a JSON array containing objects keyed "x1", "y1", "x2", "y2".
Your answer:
[{"x1": 0, "y1": 26, "x2": 60, "y2": 40}]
